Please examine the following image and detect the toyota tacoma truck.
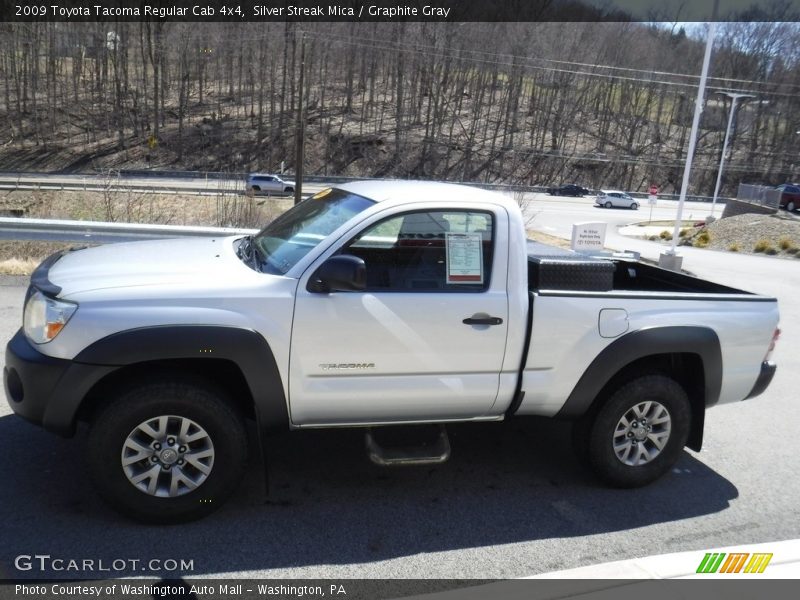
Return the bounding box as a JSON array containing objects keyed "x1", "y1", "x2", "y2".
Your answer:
[{"x1": 4, "y1": 181, "x2": 779, "y2": 523}]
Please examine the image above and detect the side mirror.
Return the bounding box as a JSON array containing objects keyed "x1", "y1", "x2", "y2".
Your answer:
[{"x1": 307, "y1": 255, "x2": 366, "y2": 293}]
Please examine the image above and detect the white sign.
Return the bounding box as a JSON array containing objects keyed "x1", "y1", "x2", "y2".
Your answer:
[
  {"x1": 648, "y1": 194, "x2": 658, "y2": 205},
  {"x1": 445, "y1": 232, "x2": 483, "y2": 284},
  {"x1": 571, "y1": 222, "x2": 607, "y2": 252}
]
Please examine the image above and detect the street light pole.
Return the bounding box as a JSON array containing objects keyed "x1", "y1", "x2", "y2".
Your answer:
[
  {"x1": 710, "y1": 92, "x2": 755, "y2": 217},
  {"x1": 665, "y1": 14, "x2": 717, "y2": 265}
]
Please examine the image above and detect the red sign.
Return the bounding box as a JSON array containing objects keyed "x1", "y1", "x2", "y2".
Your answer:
[{"x1": 649, "y1": 185, "x2": 659, "y2": 195}]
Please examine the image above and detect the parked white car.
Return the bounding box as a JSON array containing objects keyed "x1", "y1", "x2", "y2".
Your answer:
[
  {"x1": 596, "y1": 190, "x2": 639, "y2": 210},
  {"x1": 246, "y1": 173, "x2": 295, "y2": 194}
]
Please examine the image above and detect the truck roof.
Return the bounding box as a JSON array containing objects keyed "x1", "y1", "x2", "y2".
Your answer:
[{"x1": 335, "y1": 179, "x2": 509, "y2": 205}]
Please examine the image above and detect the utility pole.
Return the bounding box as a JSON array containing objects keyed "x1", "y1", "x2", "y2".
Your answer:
[{"x1": 293, "y1": 31, "x2": 306, "y2": 206}]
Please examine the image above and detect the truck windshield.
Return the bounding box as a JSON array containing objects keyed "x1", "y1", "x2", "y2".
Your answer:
[{"x1": 251, "y1": 188, "x2": 374, "y2": 275}]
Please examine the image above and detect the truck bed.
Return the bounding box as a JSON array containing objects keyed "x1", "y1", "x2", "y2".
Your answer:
[{"x1": 526, "y1": 240, "x2": 758, "y2": 297}]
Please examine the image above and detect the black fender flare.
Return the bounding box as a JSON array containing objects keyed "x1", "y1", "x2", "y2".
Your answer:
[
  {"x1": 75, "y1": 325, "x2": 289, "y2": 434},
  {"x1": 556, "y1": 326, "x2": 722, "y2": 421}
]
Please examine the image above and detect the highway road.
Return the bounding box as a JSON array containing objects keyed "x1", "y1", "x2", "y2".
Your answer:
[
  {"x1": 1, "y1": 193, "x2": 798, "y2": 581},
  {"x1": 0, "y1": 171, "x2": 330, "y2": 197}
]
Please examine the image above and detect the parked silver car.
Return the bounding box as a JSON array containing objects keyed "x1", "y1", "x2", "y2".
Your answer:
[
  {"x1": 246, "y1": 173, "x2": 295, "y2": 194},
  {"x1": 595, "y1": 190, "x2": 639, "y2": 210}
]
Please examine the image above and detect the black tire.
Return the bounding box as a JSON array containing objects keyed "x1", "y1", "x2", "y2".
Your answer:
[
  {"x1": 87, "y1": 378, "x2": 248, "y2": 524},
  {"x1": 251, "y1": 185, "x2": 261, "y2": 192},
  {"x1": 284, "y1": 187, "x2": 294, "y2": 194},
  {"x1": 604, "y1": 201, "x2": 613, "y2": 208},
  {"x1": 576, "y1": 375, "x2": 690, "y2": 488}
]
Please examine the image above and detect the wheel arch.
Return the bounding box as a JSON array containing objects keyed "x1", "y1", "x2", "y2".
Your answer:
[
  {"x1": 557, "y1": 326, "x2": 721, "y2": 451},
  {"x1": 74, "y1": 325, "x2": 289, "y2": 435},
  {"x1": 78, "y1": 358, "x2": 257, "y2": 424}
]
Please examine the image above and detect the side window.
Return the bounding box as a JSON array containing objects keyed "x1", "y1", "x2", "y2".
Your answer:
[{"x1": 344, "y1": 210, "x2": 495, "y2": 292}]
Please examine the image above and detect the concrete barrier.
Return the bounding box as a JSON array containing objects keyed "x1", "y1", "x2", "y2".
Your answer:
[{"x1": 721, "y1": 198, "x2": 778, "y2": 218}]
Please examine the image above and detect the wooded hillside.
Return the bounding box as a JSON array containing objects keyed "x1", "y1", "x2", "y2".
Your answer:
[{"x1": 1, "y1": 19, "x2": 799, "y2": 194}]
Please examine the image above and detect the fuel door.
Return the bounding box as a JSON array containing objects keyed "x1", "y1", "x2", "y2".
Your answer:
[{"x1": 598, "y1": 308, "x2": 629, "y2": 338}]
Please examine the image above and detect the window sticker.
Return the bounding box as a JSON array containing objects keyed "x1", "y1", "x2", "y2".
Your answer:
[{"x1": 445, "y1": 232, "x2": 484, "y2": 284}]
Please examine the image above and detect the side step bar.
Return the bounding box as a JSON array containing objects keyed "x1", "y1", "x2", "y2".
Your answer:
[{"x1": 365, "y1": 425, "x2": 451, "y2": 466}]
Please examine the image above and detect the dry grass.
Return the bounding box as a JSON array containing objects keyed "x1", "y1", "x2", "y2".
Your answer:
[
  {"x1": 0, "y1": 241, "x2": 82, "y2": 275},
  {"x1": 3, "y1": 189, "x2": 292, "y2": 228},
  {"x1": 0, "y1": 189, "x2": 295, "y2": 275},
  {"x1": 527, "y1": 229, "x2": 572, "y2": 249},
  {"x1": 0, "y1": 258, "x2": 39, "y2": 275}
]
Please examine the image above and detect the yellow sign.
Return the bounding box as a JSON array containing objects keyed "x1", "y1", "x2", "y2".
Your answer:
[{"x1": 311, "y1": 188, "x2": 332, "y2": 200}]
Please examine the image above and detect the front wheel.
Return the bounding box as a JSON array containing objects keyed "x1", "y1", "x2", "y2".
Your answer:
[
  {"x1": 604, "y1": 201, "x2": 612, "y2": 208},
  {"x1": 87, "y1": 379, "x2": 248, "y2": 523},
  {"x1": 630, "y1": 202, "x2": 639, "y2": 210},
  {"x1": 575, "y1": 375, "x2": 691, "y2": 488},
  {"x1": 787, "y1": 201, "x2": 796, "y2": 212}
]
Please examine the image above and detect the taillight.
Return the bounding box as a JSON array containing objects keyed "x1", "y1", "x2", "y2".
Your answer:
[{"x1": 765, "y1": 327, "x2": 780, "y2": 362}]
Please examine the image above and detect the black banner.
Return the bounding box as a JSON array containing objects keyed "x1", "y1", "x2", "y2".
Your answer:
[
  {"x1": 3, "y1": 0, "x2": 800, "y2": 23},
  {"x1": 3, "y1": 579, "x2": 800, "y2": 600}
]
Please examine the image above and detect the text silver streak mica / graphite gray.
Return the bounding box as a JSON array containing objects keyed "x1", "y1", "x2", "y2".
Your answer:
[{"x1": 3, "y1": 180, "x2": 779, "y2": 522}]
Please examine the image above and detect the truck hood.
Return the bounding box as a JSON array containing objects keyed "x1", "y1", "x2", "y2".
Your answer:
[{"x1": 46, "y1": 237, "x2": 248, "y2": 297}]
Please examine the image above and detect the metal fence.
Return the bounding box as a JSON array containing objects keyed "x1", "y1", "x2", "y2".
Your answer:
[{"x1": 737, "y1": 183, "x2": 781, "y2": 209}]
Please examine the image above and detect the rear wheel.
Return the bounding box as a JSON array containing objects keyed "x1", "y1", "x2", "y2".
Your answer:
[
  {"x1": 574, "y1": 375, "x2": 690, "y2": 488},
  {"x1": 604, "y1": 201, "x2": 612, "y2": 208},
  {"x1": 787, "y1": 201, "x2": 796, "y2": 212},
  {"x1": 87, "y1": 379, "x2": 248, "y2": 523}
]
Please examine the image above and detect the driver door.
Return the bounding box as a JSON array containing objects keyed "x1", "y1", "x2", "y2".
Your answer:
[{"x1": 289, "y1": 207, "x2": 509, "y2": 425}]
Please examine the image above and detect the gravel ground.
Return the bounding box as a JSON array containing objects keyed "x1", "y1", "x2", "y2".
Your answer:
[{"x1": 683, "y1": 213, "x2": 800, "y2": 257}]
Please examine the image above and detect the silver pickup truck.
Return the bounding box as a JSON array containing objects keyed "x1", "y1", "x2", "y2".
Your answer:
[{"x1": 4, "y1": 181, "x2": 780, "y2": 523}]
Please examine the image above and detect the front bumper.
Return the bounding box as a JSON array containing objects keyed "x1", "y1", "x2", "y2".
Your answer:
[
  {"x1": 4, "y1": 329, "x2": 115, "y2": 436},
  {"x1": 745, "y1": 361, "x2": 777, "y2": 400}
]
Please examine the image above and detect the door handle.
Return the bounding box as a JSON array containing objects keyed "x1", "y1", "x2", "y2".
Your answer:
[{"x1": 463, "y1": 316, "x2": 503, "y2": 326}]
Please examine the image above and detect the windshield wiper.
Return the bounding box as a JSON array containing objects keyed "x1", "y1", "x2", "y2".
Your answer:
[{"x1": 236, "y1": 235, "x2": 263, "y2": 270}]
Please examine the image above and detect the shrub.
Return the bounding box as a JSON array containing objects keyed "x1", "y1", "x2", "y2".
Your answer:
[
  {"x1": 648, "y1": 235, "x2": 659, "y2": 241},
  {"x1": 728, "y1": 243, "x2": 740, "y2": 252},
  {"x1": 692, "y1": 230, "x2": 711, "y2": 248},
  {"x1": 765, "y1": 247, "x2": 779, "y2": 255},
  {"x1": 659, "y1": 230, "x2": 673, "y2": 241},
  {"x1": 678, "y1": 229, "x2": 689, "y2": 238},
  {"x1": 779, "y1": 237, "x2": 795, "y2": 251},
  {"x1": 753, "y1": 239, "x2": 771, "y2": 253},
  {"x1": 788, "y1": 247, "x2": 800, "y2": 255}
]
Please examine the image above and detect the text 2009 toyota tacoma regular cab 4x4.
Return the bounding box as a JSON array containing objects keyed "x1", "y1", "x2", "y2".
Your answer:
[{"x1": 5, "y1": 181, "x2": 779, "y2": 523}]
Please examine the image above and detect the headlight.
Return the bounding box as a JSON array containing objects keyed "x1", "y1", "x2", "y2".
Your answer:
[{"x1": 23, "y1": 290, "x2": 78, "y2": 344}]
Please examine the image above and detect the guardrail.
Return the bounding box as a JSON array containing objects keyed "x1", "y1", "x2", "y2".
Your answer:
[
  {"x1": 0, "y1": 179, "x2": 245, "y2": 197},
  {"x1": 0, "y1": 217, "x2": 257, "y2": 244}
]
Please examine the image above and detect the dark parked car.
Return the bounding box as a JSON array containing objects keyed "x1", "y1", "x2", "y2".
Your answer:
[
  {"x1": 777, "y1": 184, "x2": 800, "y2": 212},
  {"x1": 547, "y1": 183, "x2": 590, "y2": 197}
]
